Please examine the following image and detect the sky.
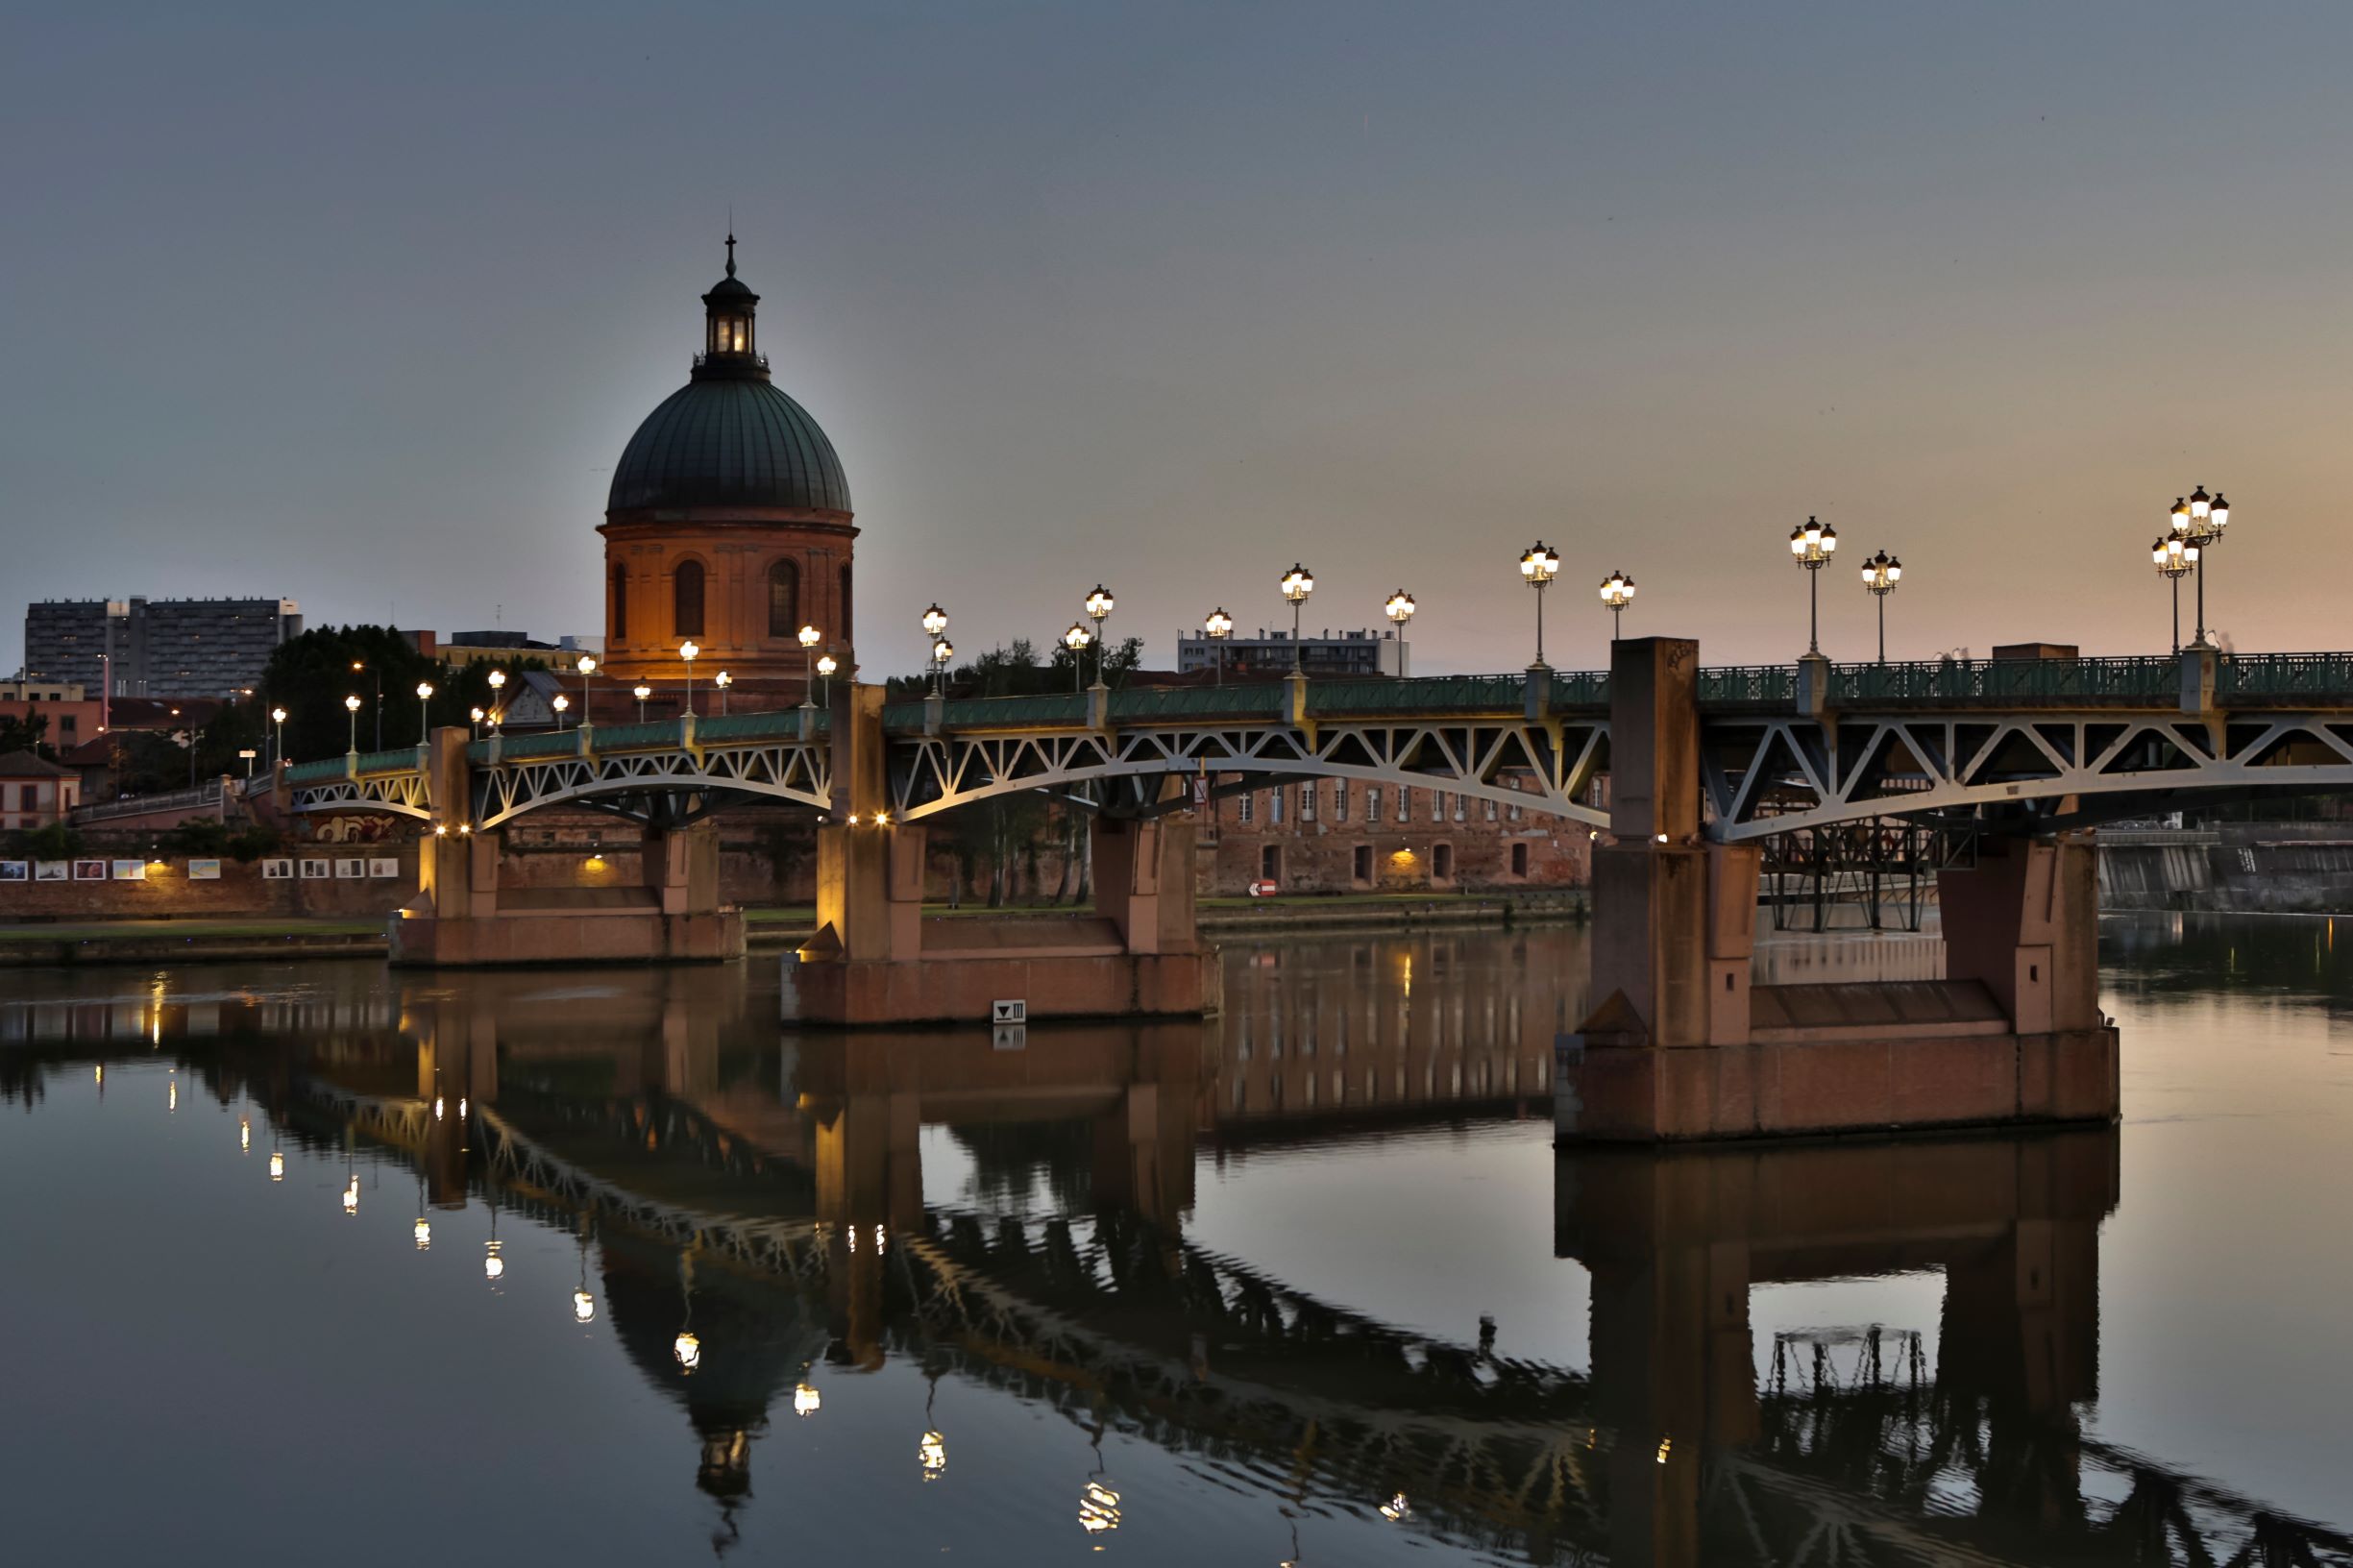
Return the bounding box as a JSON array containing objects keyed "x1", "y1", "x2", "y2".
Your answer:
[{"x1": 4, "y1": 1, "x2": 2348, "y2": 681}]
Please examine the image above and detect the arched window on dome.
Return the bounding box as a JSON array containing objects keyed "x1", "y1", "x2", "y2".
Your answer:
[
  {"x1": 767, "y1": 559, "x2": 799, "y2": 639},
  {"x1": 610, "y1": 564, "x2": 628, "y2": 642},
  {"x1": 674, "y1": 560, "x2": 705, "y2": 639},
  {"x1": 839, "y1": 563, "x2": 853, "y2": 648}
]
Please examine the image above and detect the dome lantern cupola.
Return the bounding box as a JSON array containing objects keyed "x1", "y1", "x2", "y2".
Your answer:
[{"x1": 699, "y1": 233, "x2": 762, "y2": 375}]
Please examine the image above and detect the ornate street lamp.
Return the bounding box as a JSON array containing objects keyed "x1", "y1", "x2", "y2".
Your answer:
[
  {"x1": 469, "y1": 705, "x2": 484, "y2": 739},
  {"x1": 931, "y1": 638, "x2": 954, "y2": 697},
  {"x1": 1598, "y1": 570, "x2": 1635, "y2": 644},
  {"x1": 576, "y1": 653, "x2": 597, "y2": 726},
  {"x1": 1385, "y1": 590, "x2": 1416, "y2": 677},
  {"x1": 678, "y1": 640, "x2": 699, "y2": 717},
  {"x1": 1518, "y1": 543, "x2": 1559, "y2": 667},
  {"x1": 551, "y1": 693, "x2": 571, "y2": 729},
  {"x1": 1279, "y1": 564, "x2": 1314, "y2": 674},
  {"x1": 2152, "y1": 534, "x2": 2196, "y2": 654},
  {"x1": 815, "y1": 654, "x2": 836, "y2": 705},
  {"x1": 713, "y1": 669, "x2": 731, "y2": 715},
  {"x1": 1085, "y1": 585, "x2": 1115, "y2": 688},
  {"x1": 921, "y1": 602, "x2": 949, "y2": 640},
  {"x1": 1203, "y1": 606, "x2": 1235, "y2": 685},
  {"x1": 344, "y1": 693, "x2": 361, "y2": 753},
  {"x1": 1064, "y1": 622, "x2": 1092, "y2": 694},
  {"x1": 1859, "y1": 551, "x2": 1900, "y2": 664},
  {"x1": 797, "y1": 625, "x2": 821, "y2": 707},
  {"x1": 269, "y1": 706, "x2": 286, "y2": 768},
  {"x1": 415, "y1": 681, "x2": 434, "y2": 744},
  {"x1": 1787, "y1": 517, "x2": 1838, "y2": 656},
  {"x1": 633, "y1": 684, "x2": 651, "y2": 722},
  {"x1": 2168, "y1": 486, "x2": 2232, "y2": 648}
]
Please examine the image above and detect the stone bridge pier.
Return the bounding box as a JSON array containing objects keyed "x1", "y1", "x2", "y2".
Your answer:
[
  {"x1": 1558, "y1": 637, "x2": 2118, "y2": 1141},
  {"x1": 789, "y1": 686, "x2": 1216, "y2": 1025},
  {"x1": 387, "y1": 726, "x2": 744, "y2": 967}
]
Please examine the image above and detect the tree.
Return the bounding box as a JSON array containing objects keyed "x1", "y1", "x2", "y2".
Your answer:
[
  {"x1": 0, "y1": 711, "x2": 52, "y2": 759},
  {"x1": 259, "y1": 625, "x2": 543, "y2": 763}
]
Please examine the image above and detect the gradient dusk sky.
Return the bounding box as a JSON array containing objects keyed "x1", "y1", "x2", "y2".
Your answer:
[{"x1": 4, "y1": 2, "x2": 2348, "y2": 679}]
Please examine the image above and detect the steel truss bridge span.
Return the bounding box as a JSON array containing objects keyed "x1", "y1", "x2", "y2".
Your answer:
[{"x1": 263, "y1": 651, "x2": 2353, "y2": 842}]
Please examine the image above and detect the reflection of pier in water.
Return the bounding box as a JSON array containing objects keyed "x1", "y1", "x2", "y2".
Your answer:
[{"x1": 9, "y1": 954, "x2": 2351, "y2": 1565}]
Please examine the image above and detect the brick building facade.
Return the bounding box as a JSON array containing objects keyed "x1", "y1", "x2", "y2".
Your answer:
[{"x1": 1198, "y1": 773, "x2": 1594, "y2": 894}]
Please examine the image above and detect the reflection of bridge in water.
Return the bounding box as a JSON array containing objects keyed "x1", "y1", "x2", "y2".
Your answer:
[{"x1": 8, "y1": 951, "x2": 2349, "y2": 1566}]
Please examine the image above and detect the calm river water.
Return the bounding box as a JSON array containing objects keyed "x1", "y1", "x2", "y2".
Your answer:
[{"x1": 2, "y1": 914, "x2": 2348, "y2": 1565}]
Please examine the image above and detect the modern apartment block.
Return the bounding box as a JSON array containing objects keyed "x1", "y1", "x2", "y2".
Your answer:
[
  {"x1": 23, "y1": 598, "x2": 303, "y2": 698},
  {"x1": 1174, "y1": 625, "x2": 1409, "y2": 679}
]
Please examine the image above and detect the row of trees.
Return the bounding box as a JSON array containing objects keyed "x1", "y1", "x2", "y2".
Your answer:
[{"x1": 258, "y1": 624, "x2": 546, "y2": 763}]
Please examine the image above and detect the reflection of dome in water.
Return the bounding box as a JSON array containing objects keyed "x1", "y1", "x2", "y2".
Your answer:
[{"x1": 597, "y1": 1236, "x2": 831, "y2": 1507}]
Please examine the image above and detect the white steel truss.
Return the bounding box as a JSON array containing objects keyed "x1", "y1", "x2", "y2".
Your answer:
[
  {"x1": 288, "y1": 772, "x2": 433, "y2": 821},
  {"x1": 889, "y1": 716, "x2": 1613, "y2": 826},
  {"x1": 1704, "y1": 710, "x2": 2353, "y2": 840},
  {"x1": 470, "y1": 738, "x2": 831, "y2": 827}
]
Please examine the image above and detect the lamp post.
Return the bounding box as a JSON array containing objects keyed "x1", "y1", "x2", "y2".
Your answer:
[
  {"x1": 679, "y1": 640, "x2": 699, "y2": 717},
  {"x1": 470, "y1": 706, "x2": 485, "y2": 739},
  {"x1": 1859, "y1": 551, "x2": 1900, "y2": 664},
  {"x1": 412, "y1": 681, "x2": 432, "y2": 744},
  {"x1": 1064, "y1": 623, "x2": 1092, "y2": 694},
  {"x1": 1279, "y1": 565, "x2": 1313, "y2": 674},
  {"x1": 2168, "y1": 486, "x2": 2232, "y2": 649},
  {"x1": 552, "y1": 694, "x2": 571, "y2": 729},
  {"x1": 714, "y1": 670, "x2": 731, "y2": 715},
  {"x1": 2152, "y1": 534, "x2": 2196, "y2": 654},
  {"x1": 633, "y1": 684, "x2": 651, "y2": 723},
  {"x1": 797, "y1": 625, "x2": 821, "y2": 706},
  {"x1": 1518, "y1": 543, "x2": 1558, "y2": 668},
  {"x1": 486, "y1": 668, "x2": 506, "y2": 734},
  {"x1": 1599, "y1": 570, "x2": 1635, "y2": 644},
  {"x1": 1787, "y1": 516, "x2": 1838, "y2": 656},
  {"x1": 344, "y1": 694, "x2": 361, "y2": 754},
  {"x1": 352, "y1": 659, "x2": 381, "y2": 749},
  {"x1": 1085, "y1": 585, "x2": 1115, "y2": 688},
  {"x1": 270, "y1": 707, "x2": 286, "y2": 769},
  {"x1": 576, "y1": 654, "x2": 596, "y2": 725},
  {"x1": 1203, "y1": 607, "x2": 1234, "y2": 685},
  {"x1": 931, "y1": 638, "x2": 954, "y2": 697},
  {"x1": 815, "y1": 653, "x2": 837, "y2": 705},
  {"x1": 1385, "y1": 590, "x2": 1415, "y2": 677}
]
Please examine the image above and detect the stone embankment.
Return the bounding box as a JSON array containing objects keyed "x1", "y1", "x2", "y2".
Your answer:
[{"x1": 2099, "y1": 824, "x2": 2353, "y2": 913}]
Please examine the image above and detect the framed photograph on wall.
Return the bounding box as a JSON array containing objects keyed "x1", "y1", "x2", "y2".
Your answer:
[
  {"x1": 35, "y1": 861, "x2": 69, "y2": 882},
  {"x1": 300, "y1": 858, "x2": 331, "y2": 879},
  {"x1": 188, "y1": 859, "x2": 222, "y2": 881},
  {"x1": 111, "y1": 860, "x2": 147, "y2": 881},
  {"x1": 260, "y1": 858, "x2": 294, "y2": 880},
  {"x1": 334, "y1": 857, "x2": 365, "y2": 879},
  {"x1": 0, "y1": 861, "x2": 27, "y2": 882},
  {"x1": 73, "y1": 859, "x2": 108, "y2": 881},
  {"x1": 369, "y1": 858, "x2": 399, "y2": 878}
]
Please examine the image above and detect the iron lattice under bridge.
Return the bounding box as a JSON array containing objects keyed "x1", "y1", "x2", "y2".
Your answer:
[{"x1": 267, "y1": 649, "x2": 2353, "y2": 841}]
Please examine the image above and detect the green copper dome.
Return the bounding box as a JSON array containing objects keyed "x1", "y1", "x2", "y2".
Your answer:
[{"x1": 605, "y1": 239, "x2": 852, "y2": 518}]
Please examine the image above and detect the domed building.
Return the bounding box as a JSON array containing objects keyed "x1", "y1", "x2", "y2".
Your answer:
[{"x1": 599, "y1": 238, "x2": 854, "y2": 692}]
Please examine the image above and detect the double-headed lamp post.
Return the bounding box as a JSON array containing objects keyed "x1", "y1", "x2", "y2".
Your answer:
[
  {"x1": 1085, "y1": 586, "x2": 1115, "y2": 688},
  {"x1": 679, "y1": 641, "x2": 699, "y2": 717},
  {"x1": 1788, "y1": 516, "x2": 1838, "y2": 656},
  {"x1": 415, "y1": 682, "x2": 435, "y2": 744},
  {"x1": 2168, "y1": 486, "x2": 2231, "y2": 649},
  {"x1": 1859, "y1": 551, "x2": 1901, "y2": 664},
  {"x1": 1064, "y1": 623, "x2": 1092, "y2": 694},
  {"x1": 344, "y1": 694, "x2": 362, "y2": 753},
  {"x1": 1598, "y1": 570, "x2": 1635, "y2": 644},
  {"x1": 1385, "y1": 590, "x2": 1415, "y2": 676},
  {"x1": 1518, "y1": 543, "x2": 1559, "y2": 668},
  {"x1": 2152, "y1": 534, "x2": 2195, "y2": 654},
  {"x1": 1279, "y1": 565, "x2": 1313, "y2": 674},
  {"x1": 797, "y1": 625, "x2": 821, "y2": 707},
  {"x1": 1203, "y1": 607, "x2": 1234, "y2": 685}
]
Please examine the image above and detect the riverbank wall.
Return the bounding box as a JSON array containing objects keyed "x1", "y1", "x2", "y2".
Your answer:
[{"x1": 2098, "y1": 825, "x2": 2353, "y2": 914}]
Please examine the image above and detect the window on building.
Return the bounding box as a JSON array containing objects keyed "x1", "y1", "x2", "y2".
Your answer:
[
  {"x1": 674, "y1": 560, "x2": 705, "y2": 638},
  {"x1": 1238, "y1": 792, "x2": 1255, "y2": 825},
  {"x1": 1261, "y1": 845, "x2": 1283, "y2": 883},
  {"x1": 1365, "y1": 788, "x2": 1382, "y2": 823},
  {"x1": 1454, "y1": 794, "x2": 1467, "y2": 821},
  {"x1": 1271, "y1": 788, "x2": 1285, "y2": 825},
  {"x1": 768, "y1": 558, "x2": 800, "y2": 638},
  {"x1": 610, "y1": 564, "x2": 628, "y2": 641},
  {"x1": 1396, "y1": 789, "x2": 1410, "y2": 823},
  {"x1": 1483, "y1": 796, "x2": 1498, "y2": 821},
  {"x1": 839, "y1": 564, "x2": 853, "y2": 647},
  {"x1": 1300, "y1": 782, "x2": 1315, "y2": 822},
  {"x1": 1353, "y1": 844, "x2": 1374, "y2": 883},
  {"x1": 1434, "y1": 844, "x2": 1455, "y2": 881},
  {"x1": 1511, "y1": 842, "x2": 1531, "y2": 877},
  {"x1": 1333, "y1": 781, "x2": 1348, "y2": 822}
]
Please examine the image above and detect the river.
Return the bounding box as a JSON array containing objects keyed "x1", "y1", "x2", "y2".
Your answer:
[{"x1": 1, "y1": 914, "x2": 2347, "y2": 1565}]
